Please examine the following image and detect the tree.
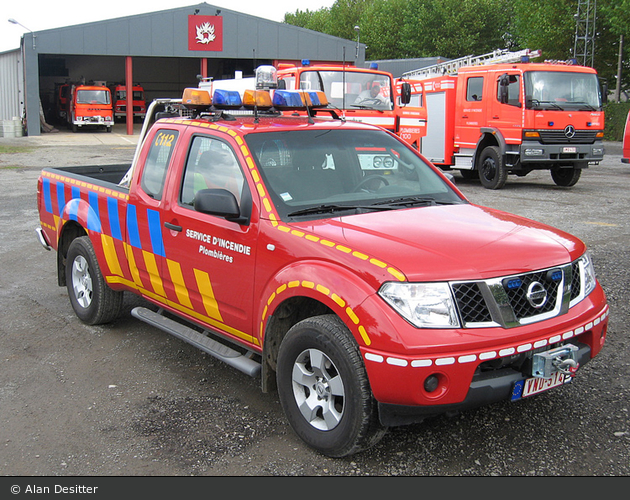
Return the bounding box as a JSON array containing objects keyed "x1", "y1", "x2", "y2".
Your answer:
[{"x1": 281, "y1": 0, "x2": 628, "y2": 94}]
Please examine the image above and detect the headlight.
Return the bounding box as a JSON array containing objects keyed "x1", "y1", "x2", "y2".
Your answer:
[
  {"x1": 580, "y1": 252, "x2": 597, "y2": 297},
  {"x1": 379, "y1": 282, "x2": 460, "y2": 328}
]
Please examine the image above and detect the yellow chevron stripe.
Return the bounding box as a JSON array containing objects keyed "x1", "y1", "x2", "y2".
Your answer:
[
  {"x1": 123, "y1": 243, "x2": 143, "y2": 287},
  {"x1": 193, "y1": 269, "x2": 223, "y2": 322},
  {"x1": 101, "y1": 234, "x2": 123, "y2": 277},
  {"x1": 142, "y1": 250, "x2": 165, "y2": 297},
  {"x1": 166, "y1": 259, "x2": 193, "y2": 309}
]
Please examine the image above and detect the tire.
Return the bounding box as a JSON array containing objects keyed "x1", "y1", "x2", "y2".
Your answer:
[
  {"x1": 478, "y1": 146, "x2": 507, "y2": 190},
  {"x1": 276, "y1": 315, "x2": 386, "y2": 457},
  {"x1": 65, "y1": 236, "x2": 123, "y2": 325},
  {"x1": 551, "y1": 167, "x2": 581, "y2": 187}
]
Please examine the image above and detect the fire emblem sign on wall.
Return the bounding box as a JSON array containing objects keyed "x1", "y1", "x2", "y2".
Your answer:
[{"x1": 188, "y1": 15, "x2": 223, "y2": 51}]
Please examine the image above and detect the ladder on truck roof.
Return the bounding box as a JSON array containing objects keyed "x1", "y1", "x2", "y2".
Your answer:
[{"x1": 402, "y1": 49, "x2": 541, "y2": 80}]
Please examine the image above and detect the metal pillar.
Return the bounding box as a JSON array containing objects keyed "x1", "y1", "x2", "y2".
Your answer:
[{"x1": 125, "y1": 56, "x2": 133, "y2": 136}]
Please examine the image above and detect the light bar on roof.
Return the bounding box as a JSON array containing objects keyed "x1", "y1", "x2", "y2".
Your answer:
[
  {"x1": 182, "y1": 88, "x2": 212, "y2": 108},
  {"x1": 213, "y1": 89, "x2": 242, "y2": 108},
  {"x1": 243, "y1": 90, "x2": 273, "y2": 109}
]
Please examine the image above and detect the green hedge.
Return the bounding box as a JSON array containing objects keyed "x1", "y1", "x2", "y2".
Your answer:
[{"x1": 604, "y1": 102, "x2": 630, "y2": 141}]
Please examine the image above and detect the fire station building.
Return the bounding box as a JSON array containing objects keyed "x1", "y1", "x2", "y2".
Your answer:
[{"x1": 1, "y1": 2, "x2": 365, "y2": 136}]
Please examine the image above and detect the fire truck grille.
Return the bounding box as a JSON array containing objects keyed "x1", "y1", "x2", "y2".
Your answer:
[
  {"x1": 452, "y1": 263, "x2": 582, "y2": 328},
  {"x1": 452, "y1": 283, "x2": 493, "y2": 323},
  {"x1": 537, "y1": 130, "x2": 599, "y2": 144}
]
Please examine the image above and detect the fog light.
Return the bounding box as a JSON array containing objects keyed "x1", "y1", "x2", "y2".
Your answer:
[
  {"x1": 424, "y1": 374, "x2": 440, "y2": 393},
  {"x1": 592, "y1": 147, "x2": 603, "y2": 155}
]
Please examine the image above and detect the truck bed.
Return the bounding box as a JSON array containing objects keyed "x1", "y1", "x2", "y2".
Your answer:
[{"x1": 41, "y1": 164, "x2": 130, "y2": 187}]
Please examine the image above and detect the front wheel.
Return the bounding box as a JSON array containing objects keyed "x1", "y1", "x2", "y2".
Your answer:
[
  {"x1": 551, "y1": 167, "x2": 581, "y2": 187},
  {"x1": 65, "y1": 236, "x2": 123, "y2": 325},
  {"x1": 478, "y1": 146, "x2": 507, "y2": 189},
  {"x1": 276, "y1": 315, "x2": 385, "y2": 457}
]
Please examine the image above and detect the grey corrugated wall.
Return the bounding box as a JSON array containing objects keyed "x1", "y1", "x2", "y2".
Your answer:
[{"x1": 0, "y1": 49, "x2": 22, "y2": 121}]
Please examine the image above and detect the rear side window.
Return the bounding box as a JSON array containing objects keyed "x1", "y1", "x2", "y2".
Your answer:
[
  {"x1": 140, "y1": 129, "x2": 179, "y2": 200},
  {"x1": 466, "y1": 77, "x2": 484, "y2": 101}
]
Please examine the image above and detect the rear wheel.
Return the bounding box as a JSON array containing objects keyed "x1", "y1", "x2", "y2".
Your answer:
[
  {"x1": 551, "y1": 167, "x2": 581, "y2": 187},
  {"x1": 65, "y1": 236, "x2": 123, "y2": 325},
  {"x1": 478, "y1": 146, "x2": 507, "y2": 189},
  {"x1": 276, "y1": 315, "x2": 386, "y2": 457}
]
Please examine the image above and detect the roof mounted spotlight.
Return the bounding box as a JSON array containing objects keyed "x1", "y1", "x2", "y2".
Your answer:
[{"x1": 255, "y1": 66, "x2": 278, "y2": 90}]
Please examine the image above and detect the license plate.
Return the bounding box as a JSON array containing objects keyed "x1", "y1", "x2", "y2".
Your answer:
[
  {"x1": 562, "y1": 146, "x2": 577, "y2": 153},
  {"x1": 511, "y1": 371, "x2": 571, "y2": 401}
]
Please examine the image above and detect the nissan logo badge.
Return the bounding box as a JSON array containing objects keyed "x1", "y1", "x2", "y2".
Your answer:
[
  {"x1": 526, "y1": 282, "x2": 548, "y2": 309},
  {"x1": 564, "y1": 125, "x2": 576, "y2": 139}
]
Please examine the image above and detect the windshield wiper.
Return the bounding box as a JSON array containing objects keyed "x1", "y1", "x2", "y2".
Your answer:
[
  {"x1": 287, "y1": 204, "x2": 397, "y2": 217},
  {"x1": 537, "y1": 100, "x2": 564, "y2": 110},
  {"x1": 570, "y1": 101, "x2": 597, "y2": 111},
  {"x1": 371, "y1": 196, "x2": 439, "y2": 207}
]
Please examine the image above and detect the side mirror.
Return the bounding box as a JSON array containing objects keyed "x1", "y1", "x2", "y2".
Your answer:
[
  {"x1": 400, "y1": 82, "x2": 412, "y2": 105},
  {"x1": 194, "y1": 189, "x2": 248, "y2": 224},
  {"x1": 498, "y1": 74, "x2": 509, "y2": 104}
]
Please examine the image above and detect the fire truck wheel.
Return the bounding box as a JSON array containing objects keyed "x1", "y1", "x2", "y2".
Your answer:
[
  {"x1": 65, "y1": 236, "x2": 123, "y2": 325},
  {"x1": 478, "y1": 146, "x2": 507, "y2": 190},
  {"x1": 551, "y1": 167, "x2": 581, "y2": 187},
  {"x1": 276, "y1": 315, "x2": 386, "y2": 457}
]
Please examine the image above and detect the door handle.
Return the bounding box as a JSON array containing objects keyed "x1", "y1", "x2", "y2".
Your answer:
[
  {"x1": 164, "y1": 221, "x2": 182, "y2": 232},
  {"x1": 462, "y1": 115, "x2": 468, "y2": 119},
  {"x1": 493, "y1": 115, "x2": 500, "y2": 119}
]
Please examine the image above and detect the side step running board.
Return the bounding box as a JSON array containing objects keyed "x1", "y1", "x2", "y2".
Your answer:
[{"x1": 131, "y1": 307, "x2": 261, "y2": 378}]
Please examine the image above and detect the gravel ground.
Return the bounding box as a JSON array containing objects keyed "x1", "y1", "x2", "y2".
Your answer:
[{"x1": 0, "y1": 129, "x2": 628, "y2": 476}]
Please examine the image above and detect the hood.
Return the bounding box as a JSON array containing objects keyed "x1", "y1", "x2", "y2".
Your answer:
[
  {"x1": 295, "y1": 204, "x2": 584, "y2": 282},
  {"x1": 531, "y1": 110, "x2": 604, "y2": 131}
]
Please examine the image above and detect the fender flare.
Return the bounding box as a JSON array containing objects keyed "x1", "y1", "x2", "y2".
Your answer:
[
  {"x1": 258, "y1": 260, "x2": 381, "y2": 351},
  {"x1": 474, "y1": 127, "x2": 506, "y2": 167}
]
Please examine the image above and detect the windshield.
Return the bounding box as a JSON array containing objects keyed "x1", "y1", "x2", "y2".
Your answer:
[
  {"x1": 76, "y1": 90, "x2": 110, "y2": 105},
  {"x1": 298, "y1": 70, "x2": 393, "y2": 110},
  {"x1": 245, "y1": 128, "x2": 464, "y2": 221},
  {"x1": 524, "y1": 71, "x2": 602, "y2": 111}
]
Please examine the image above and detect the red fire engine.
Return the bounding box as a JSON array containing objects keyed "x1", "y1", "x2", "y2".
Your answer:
[
  {"x1": 111, "y1": 84, "x2": 147, "y2": 122},
  {"x1": 275, "y1": 62, "x2": 427, "y2": 148},
  {"x1": 404, "y1": 49, "x2": 605, "y2": 189},
  {"x1": 622, "y1": 110, "x2": 630, "y2": 164}
]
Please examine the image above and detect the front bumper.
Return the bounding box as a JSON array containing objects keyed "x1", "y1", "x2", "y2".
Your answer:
[
  {"x1": 519, "y1": 140, "x2": 604, "y2": 166},
  {"x1": 73, "y1": 116, "x2": 112, "y2": 126},
  {"x1": 377, "y1": 341, "x2": 591, "y2": 426},
  {"x1": 361, "y1": 299, "x2": 609, "y2": 426}
]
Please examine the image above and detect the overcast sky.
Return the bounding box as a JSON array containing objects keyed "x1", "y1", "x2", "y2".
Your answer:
[{"x1": 2, "y1": 1, "x2": 335, "y2": 53}]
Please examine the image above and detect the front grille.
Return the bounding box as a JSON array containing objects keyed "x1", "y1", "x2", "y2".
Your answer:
[
  {"x1": 452, "y1": 260, "x2": 583, "y2": 328},
  {"x1": 505, "y1": 270, "x2": 560, "y2": 318},
  {"x1": 452, "y1": 283, "x2": 492, "y2": 324},
  {"x1": 537, "y1": 130, "x2": 599, "y2": 144}
]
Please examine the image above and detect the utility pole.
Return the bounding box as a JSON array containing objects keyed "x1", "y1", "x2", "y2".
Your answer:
[
  {"x1": 615, "y1": 35, "x2": 623, "y2": 102},
  {"x1": 573, "y1": 0, "x2": 597, "y2": 67}
]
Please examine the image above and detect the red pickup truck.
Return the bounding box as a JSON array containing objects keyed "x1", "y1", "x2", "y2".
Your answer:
[{"x1": 36, "y1": 83, "x2": 609, "y2": 457}]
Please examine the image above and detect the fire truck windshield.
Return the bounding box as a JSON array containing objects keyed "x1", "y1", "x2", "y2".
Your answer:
[
  {"x1": 76, "y1": 90, "x2": 111, "y2": 105},
  {"x1": 298, "y1": 70, "x2": 393, "y2": 111},
  {"x1": 524, "y1": 71, "x2": 602, "y2": 111},
  {"x1": 245, "y1": 128, "x2": 463, "y2": 220}
]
